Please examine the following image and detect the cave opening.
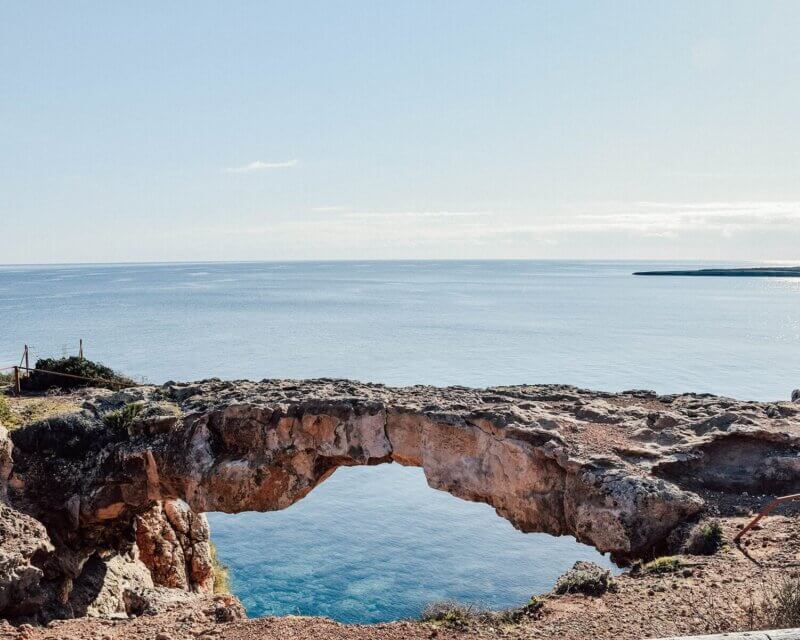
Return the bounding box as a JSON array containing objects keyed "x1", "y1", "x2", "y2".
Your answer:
[{"x1": 207, "y1": 463, "x2": 619, "y2": 624}]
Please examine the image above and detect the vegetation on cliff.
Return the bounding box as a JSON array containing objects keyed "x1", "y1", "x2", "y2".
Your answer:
[
  {"x1": 21, "y1": 356, "x2": 134, "y2": 392},
  {"x1": 0, "y1": 397, "x2": 13, "y2": 427},
  {"x1": 209, "y1": 541, "x2": 231, "y2": 594}
]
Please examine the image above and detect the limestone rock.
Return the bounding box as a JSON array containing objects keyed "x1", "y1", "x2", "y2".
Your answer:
[
  {"x1": 0, "y1": 503, "x2": 53, "y2": 617},
  {"x1": 0, "y1": 427, "x2": 12, "y2": 499},
  {"x1": 10, "y1": 380, "x2": 800, "y2": 563},
  {"x1": 135, "y1": 500, "x2": 213, "y2": 593},
  {"x1": 3, "y1": 378, "x2": 800, "y2": 623}
]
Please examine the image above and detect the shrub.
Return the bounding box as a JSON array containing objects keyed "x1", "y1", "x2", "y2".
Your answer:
[
  {"x1": 21, "y1": 357, "x2": 135, "y2": 392},
  {"x1": 554, "y1": 561, "x2": 616, "y2": 596},
  {"x1": 421, "y1": 596, "x2": 545, "y2": 628},
  {"x1": 420, "y1": 601, "x2": 478, "y2": 628},
  {"x1": 644, "y1": 556, "x2": 682, "y2": 574},
  {"x1": 684, "y1": 520, "x2": 725, "y2": 556},
  {"x1": 102, "y1": 403, "x2": 142, "y2": 435},
  {"x1": 762, "y1": 573, "x2": 800, "y2": 629},
  {"x1": 509, "y1": 596, "x2": 545, "y2": 622},
  {"x1": 0, "y1": 396, "x2": 14, "y2": 427}
]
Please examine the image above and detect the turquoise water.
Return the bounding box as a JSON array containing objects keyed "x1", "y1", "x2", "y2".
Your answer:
[{"x1": 1, "y1": 260, "x2": 799, "y2": 622}]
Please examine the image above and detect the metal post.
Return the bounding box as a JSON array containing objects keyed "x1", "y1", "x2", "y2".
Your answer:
[
  {"x1": 23, "y1": 345, "x2": 29, "y2": 376},
  {"x1": 79, "y1": 339, "x2": 84, "y2": 359}
]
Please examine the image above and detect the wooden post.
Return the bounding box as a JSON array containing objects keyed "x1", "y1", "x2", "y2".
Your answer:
[
  {"x1": 13, "y1": 366, "x2": 20, "y2": 395},
  {"x1": 23, "y1": 345, "x2": 29, "y2": 375},
  {"x1": 79, "y1": 339, "x2": 84, "y2": 359}
]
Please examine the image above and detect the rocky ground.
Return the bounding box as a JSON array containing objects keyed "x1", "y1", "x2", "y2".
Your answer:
[
  {"x1": 2, "y1": 517, "x2": 798, "y2": 640},
  {"x1": 1, "y1": 380, "x2": 799, "y2": 639}
]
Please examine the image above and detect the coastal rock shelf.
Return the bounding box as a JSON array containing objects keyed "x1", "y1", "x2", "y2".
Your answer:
[
  {"x1": 2, "y1": 379, "x2": 800, "y2": 622},
  {"x1": 633, "y1": 266, "x2": 800, "y2": 277}
]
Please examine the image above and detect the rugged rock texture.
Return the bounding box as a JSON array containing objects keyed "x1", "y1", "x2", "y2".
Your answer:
[
  {"x1": 135, "y1": 500, "x2": 214, "y2": 593},
  {"x1": 5, "y1": 517, "x2": 800, "y2": 640},
  {"x1": 0, "y1": 503, "x2": 52, "y2": 617},
  {"x1": 0, "y1": 427, "x2": 12, "y2": 500},
  {"x1": 2, "y1": 379, "x2": 800, "y2": 625}
]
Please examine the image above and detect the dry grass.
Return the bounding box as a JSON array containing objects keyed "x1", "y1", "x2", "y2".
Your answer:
[
  {"x1": 209, "y1": 541, "x2": 231, "y2": 595},
  {"x1": 680, "y1": 571, "x2": 800, "y2": 635},
  {"x1": 0, "y1": 393, "x2": 81, "y2": 429},
  {"x1": 0, "y1": 395, "x2": 13, "y2": 427},
  {"x1": 761, "y1": 572, "x2": 800, "y2": 629}
]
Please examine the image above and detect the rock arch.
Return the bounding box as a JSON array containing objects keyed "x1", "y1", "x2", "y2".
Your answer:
[
  {"x1": 5, "y1": 379, "x2": 800, "y2": 619},
  {"x1": 11, "y1": 380, "x2": 716, "y2": 560}
]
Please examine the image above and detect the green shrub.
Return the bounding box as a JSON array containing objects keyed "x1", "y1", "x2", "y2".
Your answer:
[
  {"x1": 0, "y1": 396, "x2": 14, "y2": 427},
  {"x1": 644, "y1": 556, "x2": 682, "y2": 574},
  {"x1": 21, "y1": 357, "x2": 134, "y2": 392},
  {"x1": 420, "y1": 596, "x2": 545, "y2": 631},
  {"x1": 102, "y1": 403, "x2": 142, "y2": 435},
  {"x1": 684, "y1": 520, "x2": 724, "y2": 556},
  {"x1": 421, "y1": 596, "x2": 545, "y2": 627},
  {"x1": 420, "y1": 601, "x2": 478, "y2": 628},
  {"x1": 554, "y1": 561, "x2": 616, "y2": 596}
]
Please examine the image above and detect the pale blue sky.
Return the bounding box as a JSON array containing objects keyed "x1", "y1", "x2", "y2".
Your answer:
[{"x1": 2, "y1": 1, "x2": 799, "y2": 262}]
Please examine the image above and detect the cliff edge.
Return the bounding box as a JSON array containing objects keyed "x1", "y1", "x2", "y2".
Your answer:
[{"x1": 1, "y1": 379, "x2": 799, "y2": 631}]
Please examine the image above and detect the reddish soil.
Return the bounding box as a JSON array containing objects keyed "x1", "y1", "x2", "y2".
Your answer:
[{"x1": 3, "y1": 517, "x2": 797, "y2": 640}]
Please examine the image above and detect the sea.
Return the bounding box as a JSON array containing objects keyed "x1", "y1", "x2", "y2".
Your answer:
[{"x1": 1, "y1": 260, "x2": 798, "y2": 622}]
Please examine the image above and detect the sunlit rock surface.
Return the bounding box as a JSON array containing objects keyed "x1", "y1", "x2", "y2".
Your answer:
[{"x1": 2, "y1": 379, "x2": 800, "y2": 622}]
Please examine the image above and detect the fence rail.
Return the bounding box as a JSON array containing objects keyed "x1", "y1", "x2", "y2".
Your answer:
[
  {"x1": 0, "y1": 340, "x2": 132, "y2": 394},
  {"x1": 734, "y1": 493, "x2": 800, "y2": 543}
]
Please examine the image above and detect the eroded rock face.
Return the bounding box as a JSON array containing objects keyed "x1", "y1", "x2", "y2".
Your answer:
[
  {"x1": 135, "y1": 500, "x2": 214, "y2": 593},
  {"x1": 0, "y1": 503, "x2": 53, "y2": 617},
  {"x1": 0, "y1": 427, "x2": 12, "y2": 500},
  {"x1": 2, "y1": 380, "x2": 800, "y2": 623}
]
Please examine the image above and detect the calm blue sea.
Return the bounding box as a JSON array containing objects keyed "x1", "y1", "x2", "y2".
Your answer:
[{"x1": 1, "y1": 260, "x2": 798, "y2": 622}]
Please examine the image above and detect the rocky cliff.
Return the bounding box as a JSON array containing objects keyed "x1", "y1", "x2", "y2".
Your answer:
[{"x1": 1, "y1": 380, "x2": 799, "y2": 623}]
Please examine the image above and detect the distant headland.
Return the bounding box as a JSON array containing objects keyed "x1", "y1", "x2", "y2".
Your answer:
[{"x1": 634, "y1": 266, "x2": 800, "y2": 277}]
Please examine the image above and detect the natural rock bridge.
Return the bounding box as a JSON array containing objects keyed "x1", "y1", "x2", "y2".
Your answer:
[{"x1": 2, "y1": 379, "x2": 800, "y2": 620}]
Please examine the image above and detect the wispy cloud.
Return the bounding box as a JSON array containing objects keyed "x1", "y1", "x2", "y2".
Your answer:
[
  {"x1": 341, "y1": 210, "x2": 490, "y2": 220},
  {"x1": 311, "y1": 205, "x2": 350, "y2": 212},
  {"x1": 569, "y1": 201, "x2": 800, "y2": 237},
  {"x1": 223, "y1": 159, "x2": 299, "y2": 173},
  {"x1": 165, "y1": 201, "x2": 800, "y2": 251},
  {"x1": 444, "y1": 201, "x2": 800, "y2": 241},
  {"x1": 309, "y1": 208, "x2": 489, "y2": 218}
]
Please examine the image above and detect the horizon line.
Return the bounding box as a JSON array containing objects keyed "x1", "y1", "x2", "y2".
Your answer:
[{"x1": 1, "y1": 258, "x2": 797, "y2": 268}]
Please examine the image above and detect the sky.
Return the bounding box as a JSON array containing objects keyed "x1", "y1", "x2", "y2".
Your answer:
[{"x1": 2, "y1": 1, "x2": 800, "y2": 263}]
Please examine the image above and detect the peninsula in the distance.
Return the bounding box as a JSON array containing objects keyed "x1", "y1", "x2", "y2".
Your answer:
[{"x1": 634, "y1": 266, "x2": 800, "y2": 277}]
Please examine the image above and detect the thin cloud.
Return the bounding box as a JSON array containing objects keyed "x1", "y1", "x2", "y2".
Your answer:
[
  {"x1": 470, "y1": 202, "x2": 800, "y2": 239},
  {"x1": 223, "y1": 159, "x2": 299, "y2": 173},
  {"x1": 573, "y1": 201, "x2": 800, "y2": 235},
  {"x1": 311, "y1": 205, "x2": 350, "y2": 212},
  {"x1": 341, "y1": 210, "x2": 490, "y2": 220}
]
